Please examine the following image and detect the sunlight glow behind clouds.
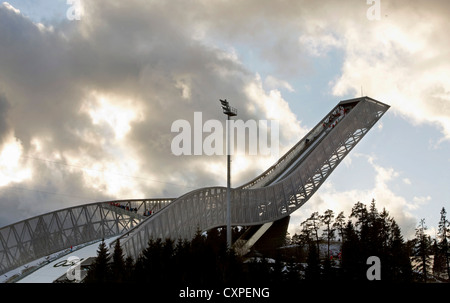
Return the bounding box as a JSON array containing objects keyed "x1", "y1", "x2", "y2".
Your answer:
[
  {"x1": 80, "y1": 91, "x2": 144, "y2": 140},
  {"x1": 0, "y1": 135, "x2": 32, "y2": 186},
  {"x1": 328, "y1": 4, "x2": 450, "y2": 141},
  {"x1": 2, "y1": 2, "x2": 20, "y2": 14},
  {"x1": 0, "y1": 0, "x2": 449, "y2": 235}
]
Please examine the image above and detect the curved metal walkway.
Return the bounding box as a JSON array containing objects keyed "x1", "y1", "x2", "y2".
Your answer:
[
  {"x1": 0, "y1": 199, "x2": 173, "y2": 275},
  {"x1": 0, "y1": 96, "x2": 389, "y2": 275}
]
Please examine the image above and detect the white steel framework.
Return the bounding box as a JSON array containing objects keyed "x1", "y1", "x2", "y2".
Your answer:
[
  {"x1": 0, "y1": 199, "x2": 173, "y2": 275},
  {"x1": 0, "y1": 96, "x2": 389, "y2": 276},
  {"x1": 119, "y1": 97, "x2": 390, "y2": 260}
]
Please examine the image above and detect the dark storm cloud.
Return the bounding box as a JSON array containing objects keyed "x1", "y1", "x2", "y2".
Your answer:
[
  {"x1": 3, "y1": 0, "x2": 448, "y2": 229},
  {"x1": 0, "y1": 0, "x2": 305, "y2": 226},
  {"x1": 0, "y1": 93, "x2": 11, "y2": 145},
  {"x1": 0, "y1": 4, "x2": 92, "y2": 153}
]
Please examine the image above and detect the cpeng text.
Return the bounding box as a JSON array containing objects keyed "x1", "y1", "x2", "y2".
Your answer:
[{"x1": 179, "y1": 287, "x2": 270, "y2": 300}]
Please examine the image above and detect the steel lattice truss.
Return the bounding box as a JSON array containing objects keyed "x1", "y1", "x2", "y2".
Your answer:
[
  {"x1": 119, "y1": 97, "x2": 389, "y2": 260},
  {"x1": 0, "y1": 97, "x2": 389, "y2": 276},
  {"x1": 0, "y1": 199, "x2": 173, "y2": 275}
]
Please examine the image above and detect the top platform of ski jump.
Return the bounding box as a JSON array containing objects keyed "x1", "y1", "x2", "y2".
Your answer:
[{"x1": 0, "y1": 96, "x2": 390, "y2": 278}]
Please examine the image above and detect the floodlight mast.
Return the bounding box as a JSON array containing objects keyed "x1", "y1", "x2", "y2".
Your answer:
[
  {"x1": 220, "y1": 99, "x2": 237, "y2": 116},
  {"x1": 219, "y1": 99, "x2": 237, "y2": 249}
]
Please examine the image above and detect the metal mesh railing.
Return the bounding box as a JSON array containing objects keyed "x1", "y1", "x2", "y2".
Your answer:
[{"x1": 0, "y1": 198, "x2": 174, "y2": 275}]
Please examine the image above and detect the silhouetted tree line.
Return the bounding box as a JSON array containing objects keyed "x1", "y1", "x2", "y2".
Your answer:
[
  {"x1": 84, "y1": 200, "x2": 449, "y2": 284},
  {"x1": 289, "y1": 199, "x2": 413, "y2": 281},
  {"x1": 84, "y1": 227, "x2": 293, "y2": 286},
  {"x1": 289, "y1": 200, "x2": 449, "y2": 282},
  {"x1": 411, "y1": 208, "x2": 450, "y2": 282}
]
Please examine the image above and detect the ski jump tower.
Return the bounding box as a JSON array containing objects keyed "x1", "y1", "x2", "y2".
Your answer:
[
  {"x1": 0, "y1": 96, "x2": 389, "y2": 276},
  {"x1": 118, "y1": 96, "x2": 390, "y2": 259}
]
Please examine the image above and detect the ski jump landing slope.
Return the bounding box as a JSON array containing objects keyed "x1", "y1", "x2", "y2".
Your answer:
[{"x1": 0, "y1": 96, "x2": 389, "y2": 277}]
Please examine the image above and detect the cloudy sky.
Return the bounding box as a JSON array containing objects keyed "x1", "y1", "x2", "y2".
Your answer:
[{"x1": 0, "y1": 0, "x2": 449, "y2": 239}]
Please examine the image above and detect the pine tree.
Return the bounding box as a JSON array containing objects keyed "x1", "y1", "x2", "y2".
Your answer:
[
  {"x1": 299, "y1": 218, "x2": 313, "y2": 245},
  {"x1": 350, "y1": 201, "x2": 369, "y2": 248},
  {"x1": 388, "y1": 219, "x2": 412, "y2": 281},
  {"x1": 432, "y1": 239, "x2": 445, "y2": 279},
  {"x1": 85, "y1": 239, "x2": 111, "y2": 283},
  {"x1": 341, "y1": 220, "x2": 362, "y2": 280},
  {"x1": 161, "y1": 238, "x2": 175, "y2": 283},
  {"x1": 308, "y1": 212, "x2": 322, "y2": 256},
  {"x1": 436, "y1": 207, "x2": 450, "y2": 280},
  {"x1": 136, "y1": 238, "x2": 164, "y2": 283},
  {"x1": 173, "y1": 238, "x2": 190, "y2": 286},
  {"x1": 220, "y1": 246, "x2": 244, "y2": 285},
  {"x1": 413, "y1": 219, "x2": 432, "y2": 282},
  {"x1": 333, "y1": 211, "x2": 346, "y2": 243},
  {"x1": 351, "y1": 201, "x2": 368, "y2": 231},
  {"x1": 366, "y1": 199, "x2": 383, "y2": 257},
  {"x1": 321, "y1": 209, "x2": 336, "y2": 262},
  {"x1": 124, "y1": 256, "x2": 134, "y2": 282},
  {"x1": 111, "y1": 239, "x2": 126, "y2": 282},
  {"x1": 378, "y1": 207, "x2": 391, "y2": 251},
  {"x1": 305, "y1": 236, "x2": 321, "y2": 280},
  {"x1": 189, "y1": 227, "x2": 220, "y2": 285},
  {"x1": 368, "y1": 199, "x2": 378, "y2": 223},
  {"x1": 350, "y1": 200, "x2": 375, "y2": 274}
]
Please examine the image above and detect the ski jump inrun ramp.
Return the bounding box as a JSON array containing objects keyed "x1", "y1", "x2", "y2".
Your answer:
[{"x1": 0, "y1": 96, "x2": 390, "y2": 276}]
